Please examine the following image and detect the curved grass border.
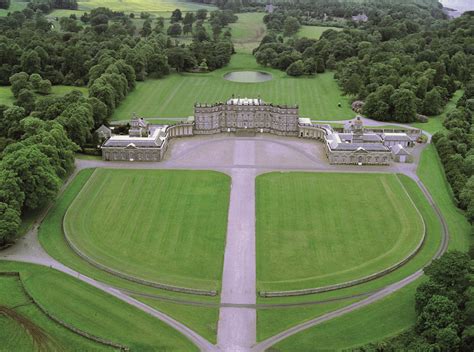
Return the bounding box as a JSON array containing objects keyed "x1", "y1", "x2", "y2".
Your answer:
[
  {"x1": 62, "y1": 170, "x2": 217, "y2": 297},
  {"x1": 0, "y1": 272, "x2": 129, "y2": 351},
  {"x1": 259, "y1": 174, "x2": 427, "y2": 297}
]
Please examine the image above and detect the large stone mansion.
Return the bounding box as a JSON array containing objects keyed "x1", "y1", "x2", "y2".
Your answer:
[{"x1": 101, "y1": 97, "x2": 420, "y2": 165}]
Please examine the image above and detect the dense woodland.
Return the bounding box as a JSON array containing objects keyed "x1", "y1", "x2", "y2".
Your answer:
[
  {"x1": 0, "y1": 6, "x2": 234, "y2": 246},
  {"x1": 254, "y1": 3, "x2": 473, "y2": 123}
]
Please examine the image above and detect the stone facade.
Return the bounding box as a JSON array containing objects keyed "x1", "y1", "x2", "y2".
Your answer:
[
  {"x1": 101, "y1": 122, "x2": 193, "y2": 162},
  {"x1": 194, "y1": 98, "x2": 299, "y2": 136},
  {"x1": 101, "y1": 99, "x2": 419, "y2": 165}
]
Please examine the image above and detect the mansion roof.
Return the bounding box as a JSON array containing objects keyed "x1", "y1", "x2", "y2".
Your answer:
[
  {"x1": 382, "y1": 133, "x2": 413, "y2": 141},
  {"x1": 102, "y1": 126, "x2": 167, "y2": 148},
  {"x1": 227, "y1": 97, "x2": 263, "y2": 106}
]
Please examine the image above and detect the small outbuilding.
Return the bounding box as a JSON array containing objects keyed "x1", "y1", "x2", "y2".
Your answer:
[
  {"x1": 96, "y1": 125, "x2": 112, "y2": 141},
  {"x1": 382, "y1": 133, "x2": 413, "y2": 148},
  {"x1": 392, "y1": 144, "x2": 411, "y2": 163}
]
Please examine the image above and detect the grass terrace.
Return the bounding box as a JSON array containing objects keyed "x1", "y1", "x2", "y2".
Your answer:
[
  {"x1": 64, "y1": 168, "x2": 230, "y2": 291},
  {"x1": 256, "y1": 172, "x2": 425, "y2": 292}
]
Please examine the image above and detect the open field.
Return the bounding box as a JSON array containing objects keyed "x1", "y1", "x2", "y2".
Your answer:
[
  {"x1": 256, "y1": 172, "x2": 424, "y2": 292},
  {"x1": 77, "y1": 0, "x2": 215, "y2": 13},
  {"x1": 0, "y1": 261, "x2": 198, "y2": 351},
  {"x1": 0, "y1": 0, "x2": 27, "y2": 17},
  {"x1": 230, "y1": 12, "x2": 266, "y2": 53},
  {"x1": 0, "y1": 85, "x2": 88, "y2": 107},
  {"x1": 113, "y1": 53, "x2": 354, "y2": 120},
  {"x1": 64, "y1": 168, "x2": 230, "y2": 291},
  {"x1": 297, "y1": 25, "x2": 343, "y2": 39}
]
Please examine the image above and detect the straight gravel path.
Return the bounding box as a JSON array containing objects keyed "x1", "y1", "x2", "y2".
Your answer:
[{"x1": 217, "y1": 140, "x2": 257, "y2": 351}]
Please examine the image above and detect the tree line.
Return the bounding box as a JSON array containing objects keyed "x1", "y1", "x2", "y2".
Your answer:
[
  {"x1": 0, "y1": 5, "x2": 236, "y2": 245},
  {"x1": 253, "y1": 2, "x2": 473, "y2": 124},
  {"x1": 432, "y1": 86, "x2": 474, "y2": 224}
]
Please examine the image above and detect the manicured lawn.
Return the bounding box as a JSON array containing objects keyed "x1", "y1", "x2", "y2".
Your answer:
[
  {"x1": 271, "y1": 279, "x2": 419, "y2": 351},
  {"x1": 64, "y1": 168, "x2": 230, "y2": 291},
  {"x1": 0, "y1": 261, "x2": 198, "y2": 351},
  {"x1": 113, "y1": 53, "x2": 353, "y2": 120},
  {"x1": 230, "y1": 12, "x2": 266, "y2": 53},
  {"x1": 297, "y1": 25, "x2": 342, "y2": 39},
  {"x1": 418, "y1": 144, "x2": 471, "y2": 251},
  {"x1": 256, "y1": 172, "x2": 424, "y2": 292},
  {"x1": 0, "y1": 85, "x2": 88, "y2": 107}
]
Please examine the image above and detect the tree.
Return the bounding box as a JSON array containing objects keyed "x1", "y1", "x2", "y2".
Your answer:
[
  {"x1": 140, "y1": 19, "x2": 152, "y2": 37},
  {"x1": 183, "y1": 23, "x2": 192, "y2": 35},
  {"x1": 183, "y1": 12, "x2": 194, "y2": 25},
  {"x1": 57, "y1": 102, "x2": 94, "y2": 147},
  {"x1": 424, "y1": 251, "x2": 471, "y2": 293},
  {"x1": 460, "y1": 176, "x2": 474, "y2": 222},
  {"x1": 20, "y1": 117, "x2": 78, "y2": 177},
  {"x1": 390, "y1": 88, "x2": 417, "y2": 123},
  {"x1": 16, "y1": 88, "x2": 36, "y2": 114},
  {"x1": 286, "y1": 60, "x2": 305, "y2": 76},
  {"x1": 283, "y1": 16, "x2": 300, "y2": 37},
  {"x1": 154, "y1": 17, "x2": 164, "y2": 33},
  {"x1": 166, "y1": 47, "x2": 196, "y2": 72},
  {"x1": 9, "y1": 72, "x2": 32, "y2": 98},
  {"x1": 343, "y1": 73, "x2": 363, "y2": 96},
  {"x1": 37, "y1": 80, "x2": 52, "y2": 95},
  {"x1": 88, "y1": 97, "x2": 109, "y2": 128},
  {"x1": 0, "y1": 0, "x2": 11, "y2": 10},
  {"x1": 29, "y1": 73, "x2": 42, "y2": 90},
  {"x1": 20, "y1": 50, "x2": 41, "y2": 74},
  {"x1": 416, "y1": 295, "x2": 460, "y2": 337},
  {"x1": 0, "y1": 168, "x2": 24, "y2": 211},
  {"x1": 147, "y1": 53, "x2": 170, "y2": 78},
  {"x1": 423, "y1": 88, "x2": 443, "y2": 115},
  {"x1": 1, "y1": 106, "x2": 26, "y2": 139},
  {"x1": 0, "y1": 202, "x2": 21, "y2": 246},
  {"x1": 316, "y1": 57, "x2": 325, "y2": 73},
  {"x1": 196, "y1": 9, "x2": 207, "y2": 21},
  {"x1": 170, "y1": 8, "x2": 182, "y2": 23},
  {"x1": 167, "y1": 23, "x2": 182, "y2": 37},
  {"x1": 1, "y1": 145, "x2": 60, "y2": 210},
  {"x1": 255, "y1": 47, "x2": 277, "y2": 67}
]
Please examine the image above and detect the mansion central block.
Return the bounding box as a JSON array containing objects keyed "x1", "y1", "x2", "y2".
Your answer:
[
  {"x1": 101, "y1": 97, "x2": 420, "y2": 165},
  {"x1": 194, "y1": 98, "x2": 299, "y2": 136}
]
